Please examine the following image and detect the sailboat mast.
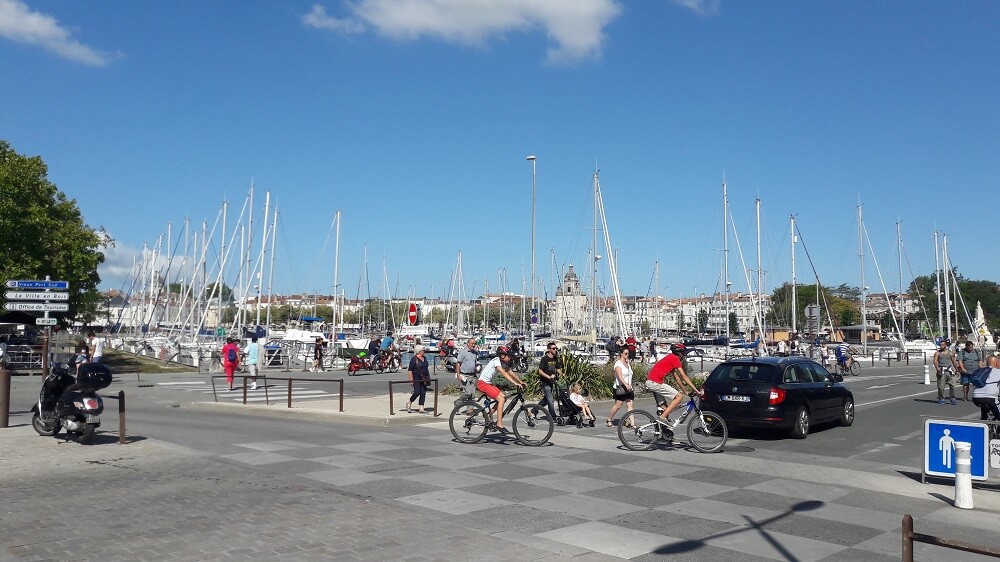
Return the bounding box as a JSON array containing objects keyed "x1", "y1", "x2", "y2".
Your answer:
[
  {"x1": 858, "y1": 204, "x2": 867, "y2": 351},
  {"x1": 723, "y1": 179, "x2": 731, "y2": 341},
  {"x1": 755, "y1": 198, "x2": 763, "y2": 345},
  {"x1": 332, "y1": 210, "x2": 340, "y2": 339},
  {"x1": 943, "y1": 235, "x2": 953, "y2": 340},
  {"x1": 934, "y1": 230, "x2": 944, "y2": 339},
  {"x1": 896, "y1": 221, "x2": 904, "y2": 341},
  {"x1": 790, "y1": 215, "x2": 797, "y2": 335}
]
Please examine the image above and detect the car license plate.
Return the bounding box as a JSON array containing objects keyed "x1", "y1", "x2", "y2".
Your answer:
[{"x1": 721, "y1": 395, "x2": 750, "y2": 402}]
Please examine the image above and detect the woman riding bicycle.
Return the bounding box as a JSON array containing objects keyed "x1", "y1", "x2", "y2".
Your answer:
[{"x1": 477, "y1": 345, "x2": 526, "y2": 432}]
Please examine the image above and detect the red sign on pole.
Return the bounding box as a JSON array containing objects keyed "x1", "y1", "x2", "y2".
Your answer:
[{"x1": 408, "y1": 303, "x2": 418, "y2": 325}]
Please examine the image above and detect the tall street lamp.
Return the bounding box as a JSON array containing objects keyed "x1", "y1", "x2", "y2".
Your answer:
[{"x1": 526, "y1": 155, "x2": 537, "y2": 357}]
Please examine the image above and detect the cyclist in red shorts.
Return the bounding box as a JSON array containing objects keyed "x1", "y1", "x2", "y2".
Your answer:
[
  {"x1": 647, "y1": 343, "x2": 703, "y2": 426},
  {"x1": 476, "y1": 345, "x2": 526, "y2": 432}
]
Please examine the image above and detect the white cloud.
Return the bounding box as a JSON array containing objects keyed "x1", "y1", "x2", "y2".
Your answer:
[
  {"x1": 0, "y1": 0, "x2": 110, "y2": 65},
  {"x1": 302, "y1": 4, "x2": 366, "y2": 34},
  {"x1": 670, "y1": 0, "x2": 720, "y2": 16},
  {"x1": 303, "y1": 0, "x2": 623, "y2": 64}
]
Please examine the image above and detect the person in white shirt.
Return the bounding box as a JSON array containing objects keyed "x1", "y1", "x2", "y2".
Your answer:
[
  {"x1": 971, "y1": 355, "x2": 1000, "y2": 421},
  {"x1": 88, "y1": 331, "x2": 106, "y2": 363}
]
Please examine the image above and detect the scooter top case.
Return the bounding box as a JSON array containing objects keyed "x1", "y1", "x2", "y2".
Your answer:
[
  {"x1": 75, "y1": 363, "x2": 113, "y2": 390},
  {"x1": 56, "y1": 390, "x2": 104, "y2": 417}
]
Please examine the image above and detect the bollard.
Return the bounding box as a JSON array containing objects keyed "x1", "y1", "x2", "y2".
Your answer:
[
  {"x1": 954, "y1": 442, "x2": 973, "y2": 509},
  {"x1": 923, "y1": 365, "x2": 931, "y2": 385},
  {"x1": 0, "y1": 368, "x2": 10, "y2": 428},
  {"x1": 118, "y1": 390, "x2": 126, "y2": 445}
]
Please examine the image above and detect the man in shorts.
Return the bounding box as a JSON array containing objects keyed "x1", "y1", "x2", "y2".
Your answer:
[
  {"x1": 957, "y1": 341, "x2": 982, "y2": 402},
  {"x1": 477, "y1": 345, "x2": 526, "y2": 432},
  {"x1": 456, "y1": 338, "x2": 480, "y2": 400},
  {"x1": 245, "y1": 335, "x2": 262, "y2": 390},
  {"x1": 646, "y1": 343, "x2": 703, "y2": 427}
]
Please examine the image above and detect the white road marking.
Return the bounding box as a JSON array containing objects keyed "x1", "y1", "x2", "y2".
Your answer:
[
  {"x1": 856, "y1": 389, "x2": 937, "y2": 408},
  {"x1": 157, "y1": 381, "x2": 208, "y2": 385},
  {"x1": 865, "y1": 383, "x2": 901, "y2": 390}
]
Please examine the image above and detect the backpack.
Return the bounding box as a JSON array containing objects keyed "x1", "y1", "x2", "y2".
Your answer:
[
  {"x1": 227, "y1": 347, "x2": 238, "y2": 363},
  {"x1": 969, "y1": 367, "x2": 992, "y2": 389}
]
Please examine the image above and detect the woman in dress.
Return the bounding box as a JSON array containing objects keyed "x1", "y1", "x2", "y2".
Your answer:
[{"x1": 606, "y1": 347, "x2": 635, "y2": 427}]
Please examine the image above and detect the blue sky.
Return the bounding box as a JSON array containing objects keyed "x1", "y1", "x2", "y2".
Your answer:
[{"x1": 2, "y1": 0, "x2": 997, "y2": 303}]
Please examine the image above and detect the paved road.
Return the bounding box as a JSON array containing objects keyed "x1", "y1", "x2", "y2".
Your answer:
[{"x1": 4, "y1": 364, "x2": 999, "y2": 561}]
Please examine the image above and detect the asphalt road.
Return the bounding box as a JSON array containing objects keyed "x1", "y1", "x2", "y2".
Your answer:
[{"x1": 5, "y1": 359, "x2": 982, "y2": 470}]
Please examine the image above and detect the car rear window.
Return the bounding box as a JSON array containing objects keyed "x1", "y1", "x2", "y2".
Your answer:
[{"x1": 707, "y1": 363, "x2": 778, "y2": 383}]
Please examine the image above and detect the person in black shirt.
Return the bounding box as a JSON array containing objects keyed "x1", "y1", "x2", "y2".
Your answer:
[{"x1": 536, "y1": 341, "x2": 563, "y2": 418}]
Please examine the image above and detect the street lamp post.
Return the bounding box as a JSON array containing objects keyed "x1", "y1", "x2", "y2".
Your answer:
[{"x1": 526, "y1": 155, "x2": 537, "y2": 359}]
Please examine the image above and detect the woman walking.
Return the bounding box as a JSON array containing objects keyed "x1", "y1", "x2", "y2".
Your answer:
[
  {"x1": 406, "y1": 345, "x2": 432, "y2": 413},
  {"x1": 606, "y1": 347, "x2": 635, "y2": 427}
]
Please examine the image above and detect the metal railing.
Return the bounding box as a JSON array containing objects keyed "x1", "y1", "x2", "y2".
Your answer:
[
  {"x1": 210, "y1": 375, "x2": 344, "y2": 411},
  {"x1": 387, "y1": 377, "x2": 441, "y2": 417},
  {"x1": 901, "y1": 514, "x2": 1000, "y2": 560}
]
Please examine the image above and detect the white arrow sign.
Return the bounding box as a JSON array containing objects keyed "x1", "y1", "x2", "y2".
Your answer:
[
  {"x1": 5, "y1": 291, "x2": 69, "y2": 301},
  {"x1": 3, "y1": 302, "x2": 69, "y2": 312}
]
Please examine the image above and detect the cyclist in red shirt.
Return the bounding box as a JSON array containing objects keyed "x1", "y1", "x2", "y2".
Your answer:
[{"x1": 646, "y1": 343, "x2": 703, "y2": 426}]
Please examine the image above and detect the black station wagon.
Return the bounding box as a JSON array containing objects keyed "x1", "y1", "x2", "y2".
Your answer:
[{"x1": 701, "y1": 357, "x2": 854, "y2": 439}]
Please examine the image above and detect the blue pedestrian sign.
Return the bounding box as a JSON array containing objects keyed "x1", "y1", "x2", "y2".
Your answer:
[
  {"x1": 5, "y1": 279, "x2": 69, "y2": 290},
  {"x1": 924, "y1": 419, "x2": 989, "y2": 480}
]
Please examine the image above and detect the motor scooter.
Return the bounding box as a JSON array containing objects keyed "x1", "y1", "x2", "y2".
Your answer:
[{"x1": 30, "y1": 362, "x2": 112, "y2": 444}]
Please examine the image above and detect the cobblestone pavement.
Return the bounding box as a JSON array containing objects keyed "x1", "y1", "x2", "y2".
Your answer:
[{"x1": 3, "y1": 415, "x2": 1000, "y2": 561}]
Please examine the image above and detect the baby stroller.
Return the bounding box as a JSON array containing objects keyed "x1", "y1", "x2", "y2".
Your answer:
[{"x1": 553, "y1": 379, "x2": 588, "y2": 428}]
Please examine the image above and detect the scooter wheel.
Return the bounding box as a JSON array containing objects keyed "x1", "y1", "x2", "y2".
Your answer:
[
  {"x1": 31, "y1": 413, "x2": 59, "y2": 436},
  {"x1": 74, "y1": 424, "x2": 96, "y2": 444}
]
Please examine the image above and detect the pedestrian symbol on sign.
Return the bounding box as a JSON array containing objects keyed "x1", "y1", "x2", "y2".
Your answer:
[{"x1": 924, "y1": 419, "x2": 989, "y2": 480}]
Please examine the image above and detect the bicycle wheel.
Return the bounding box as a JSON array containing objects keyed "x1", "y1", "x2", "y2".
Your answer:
[
  {"x1": 617, "y1": 409, "x2": 660, "y2": 451},
  {"x1": 449, "y1": 402, "x2": 489, "y2": 444},
  {"x1": 512, "y1": 404, "x2": 554, "y2": 446},
  {"x1": 374, "y1": 359, "x2": 385, "y2": 374},
  {"x1": 687, "y1": 410, "x2": 728, "y2": 453},
  {"x1": 849, "y1": 360, "x2": 860, "y2": 376},
  {"x1": 388, "y1": 359, "x2": 400, "y2": 373}
]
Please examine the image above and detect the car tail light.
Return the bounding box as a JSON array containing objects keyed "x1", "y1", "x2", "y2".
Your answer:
[
  {"x1": 83, "y1": 398, "x2": 99, "y2": 410},
  {"x1": 769, "y1": 387, "x2": 786, "y2": 405}
]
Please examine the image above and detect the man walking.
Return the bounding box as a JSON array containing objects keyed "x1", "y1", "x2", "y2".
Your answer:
[
  {"x1": 456, "y1": 338, "x2": 480, "y2": 401},
  {"x1": 246, "y1": 335, "x2": 262, "y2": 390},
  {"x1": 536, "y1": 342, "x2": 563, "y2": 419},
  {"x1": 933, "y1": 340, "x2": 960, "y2": 405},
  {"x1": 957, "y1": 340, "x2": 982, "y2": 402}
]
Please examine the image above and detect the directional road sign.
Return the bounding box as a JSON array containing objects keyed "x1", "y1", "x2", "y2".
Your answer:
[
  {"x1": 3, "y1": 302, "x2": 69, "y2": 312},
  {"x1": 5, "y1": 280, "x2": 69, "y2": 290},
  {"x1": 924, "y1": 419, "x2": 989, "y2": 480},
  {"x1": 35, "y1": 318, "x2": 58, "y2": 326},
  {"x1": 5, "y1": 291, "x2": 70, "y2": 301}
]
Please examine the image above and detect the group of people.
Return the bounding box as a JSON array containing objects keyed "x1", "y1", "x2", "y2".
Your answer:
[
  {"x1": 933, "y1": 339, "x2": 999, "y2": 410},
  {"x1": 72, "y1": 331, "x2": 106, "y2": 373},
  {"x1": 446, "y1": 335, "x2": 700, "y2": 434},
  {"x1": 220, "y1": 336, "x2": 263, "y2": 391},
  {"x1": 607, "y1": 342, "x2": 701, "y2": 432},
  {"x1": 606, "y1": 335, "x2": 659, "y2": 364}
]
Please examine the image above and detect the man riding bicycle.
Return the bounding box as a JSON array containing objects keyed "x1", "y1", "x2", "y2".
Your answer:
[
  {"x1": 646, "y1": 343, "x2": 703, "y2": 428},
  {"x1": 835, "y1": 340, "x2": 852, "y2": 371},
  {"x1": 477, "y1": 345, "x2": 526, "y2": 432},
  {"x1": 379, "y1": 330, "x2": 397, "y2": 367}
]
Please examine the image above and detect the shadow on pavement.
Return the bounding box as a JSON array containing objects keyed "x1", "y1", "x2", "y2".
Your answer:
[{"x1": 654, "y1": 499, "x2": 825, "y2": 557}]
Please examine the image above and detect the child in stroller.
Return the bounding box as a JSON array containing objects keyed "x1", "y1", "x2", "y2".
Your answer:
[
  {"x1": 568, "y1": 383, "x2": 597, "y2": 427},
  {"x1": 554, "y1": 380, "x2": 595, "y2": 428}
]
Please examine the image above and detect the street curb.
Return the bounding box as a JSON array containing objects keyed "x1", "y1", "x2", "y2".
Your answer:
[{"x1": 184, "y1": 400, "x2": 446, "y2": 427}]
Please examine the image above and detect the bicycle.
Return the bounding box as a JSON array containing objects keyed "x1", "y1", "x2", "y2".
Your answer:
[
  {"x1": 617, "y1": 392, "x2": 728, "y2": 453},
  {"x1": 836, "y1": 357, "x2": 861, "y2": 377},
  {"x1": 449, "y1": 387, "x2": 554, "y2": 446},
  {"x1": 374, "y1": 350, "x2": 401, "y2": 374}
]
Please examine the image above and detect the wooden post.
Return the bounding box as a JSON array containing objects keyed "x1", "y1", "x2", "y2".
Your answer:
[
  {"x1": 118, "y1": 390, "x2": 126, "y2": 445},
  {"x1": 902, "y1": 514, "x2": 913, "y2": 562}
]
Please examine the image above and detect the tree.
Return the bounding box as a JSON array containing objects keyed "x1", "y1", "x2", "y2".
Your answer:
[
  {"x1": 696, "y1": 309, "x2": 709, "y2": 333},
  {"x1": 0, "y1": 141, "x2": 110, "y2": 322},
  {"x1": 676, "y1": 310, "x2": 685, "y2": 333},
  {"x1": 729, "y1": 312, "x2": 740, "y2": 335},
  {"x1": 909, "y1": 271, "x2": 1000, "y2": 335}
]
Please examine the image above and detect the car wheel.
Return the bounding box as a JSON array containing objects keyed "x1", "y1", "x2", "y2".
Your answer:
[
  {"x1": 790, "y1": 407, "x2": 810, "y2": 439},
  {"x1": 840, "y1": 398, "x2": 855, "y2": 427}
]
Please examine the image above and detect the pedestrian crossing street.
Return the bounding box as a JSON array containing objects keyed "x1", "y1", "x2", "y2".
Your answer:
[{"x1": 155, "y1": 381, "x2": 336, "y2": 402}]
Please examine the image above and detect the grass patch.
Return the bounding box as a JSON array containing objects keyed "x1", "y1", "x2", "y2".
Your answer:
[{"x1": 101, "y1": 350, "x2": 193, "y2": 374}]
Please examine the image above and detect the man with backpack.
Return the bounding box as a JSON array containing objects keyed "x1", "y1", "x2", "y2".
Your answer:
[
  {"x1": 957, "y1": 340, "x2": 982, "y2": 402},
  {"x1": 221, "y1": 338, "x2": 240, "y2": 391},
  {"x1": 971, "y1": 355, "x2": 1000, "y2": 422}
]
